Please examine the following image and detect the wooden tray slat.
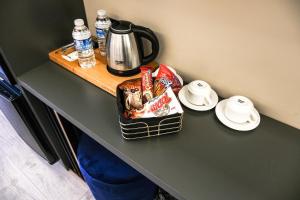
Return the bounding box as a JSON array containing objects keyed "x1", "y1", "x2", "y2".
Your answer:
[{"x1": 49, "y1": 47, "x2": 157, "y2": 96}]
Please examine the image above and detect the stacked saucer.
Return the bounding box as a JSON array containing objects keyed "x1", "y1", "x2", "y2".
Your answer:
[
  {"x1": 215, "y1": 96, "x2": 260, "y2": 131},
  {"x1": 178, "y1": 80, "x2": 218, "y2": 111}
]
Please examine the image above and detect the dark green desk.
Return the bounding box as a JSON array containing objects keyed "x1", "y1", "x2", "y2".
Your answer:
[{"x1": 18, "y1": 61, "x2": 300, "y2": 200}]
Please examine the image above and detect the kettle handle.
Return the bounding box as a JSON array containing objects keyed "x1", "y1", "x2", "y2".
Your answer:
[{"x1": 132, "y1": 25, "x2": 159, "y2": 65}]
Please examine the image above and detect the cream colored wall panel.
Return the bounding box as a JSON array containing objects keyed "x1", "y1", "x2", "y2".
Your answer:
[{"x1": 83, "y1": 0, "x2": 300, "y2": 129}]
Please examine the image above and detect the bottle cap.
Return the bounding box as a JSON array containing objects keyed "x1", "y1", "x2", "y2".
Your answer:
[
  {"x1": 97, "y1": 9, "x2": 107, "y2": 17},
  {"x1": 74, "y1": 19, "x2": 84, "y2": 26}
]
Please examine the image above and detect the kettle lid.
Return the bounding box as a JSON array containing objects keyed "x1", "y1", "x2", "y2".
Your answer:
[{"x1": 110, "y1": 20, "x2": 133, "y2": 34}]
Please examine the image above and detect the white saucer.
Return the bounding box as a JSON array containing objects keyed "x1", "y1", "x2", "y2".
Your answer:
[
  {"x1": 178, "y1": 85, "x2": 219, "y2": 111},
  {"x1": 215, "y1": 99, "x2": 261, "y2": 131}
]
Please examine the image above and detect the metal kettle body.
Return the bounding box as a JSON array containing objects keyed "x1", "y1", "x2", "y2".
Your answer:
[{"x1": 106, "y1": 20, "x2": 159, "y2": 76}]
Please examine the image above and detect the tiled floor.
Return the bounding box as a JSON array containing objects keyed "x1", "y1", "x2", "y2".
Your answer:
[{"x1": 0, "y1": 109, "x2": 94, "y2": 200}]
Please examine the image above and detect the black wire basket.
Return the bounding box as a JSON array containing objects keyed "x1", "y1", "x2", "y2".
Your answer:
[{"x1": 116, "y1": 80, "x2": 184, "y2": 140}]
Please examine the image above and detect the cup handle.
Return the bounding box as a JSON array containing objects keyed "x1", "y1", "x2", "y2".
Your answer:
[
  {"x1": 248, "y1": 109, "x2": 258, "y2": 124},
  {"x1": 204, "y1": 96, "x2": 212, "y2": 106}
]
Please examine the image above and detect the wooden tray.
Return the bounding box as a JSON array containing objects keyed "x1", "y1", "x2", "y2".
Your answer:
[{"x1": 49, "y1": 47, "x2": 158, "y2": 96}]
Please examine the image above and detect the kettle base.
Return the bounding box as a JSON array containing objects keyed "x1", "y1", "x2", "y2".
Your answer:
[{"x1": 107, "y1": 65, "x2": 140, "y2": 77}]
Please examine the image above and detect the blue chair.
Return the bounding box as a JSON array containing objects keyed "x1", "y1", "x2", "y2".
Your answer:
[{"x1": 77, "y1": 134, "x2": 158, "y2": 200}]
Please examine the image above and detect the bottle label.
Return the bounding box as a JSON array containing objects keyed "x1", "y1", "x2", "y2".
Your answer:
[
  {"x1": 96, "y1": 28, "x2": 107, "y2": 38},
  {"x1": 72, "y1": 31, "x2": 91, "y2": 40},
  {"x1": 74, "y1": 38, "x2": 92, "y2": 51}
]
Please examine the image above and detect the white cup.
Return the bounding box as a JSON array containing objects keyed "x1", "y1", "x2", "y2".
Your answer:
[
  {"x1": 186, "y1": 80, "x2": 213, "y2": 106},
  {"x1": 224, "y1": 96, "x2": 258, "y2": 124}
]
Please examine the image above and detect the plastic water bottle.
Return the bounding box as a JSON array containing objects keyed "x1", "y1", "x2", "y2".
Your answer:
[
  {"x1": 95, "y1": 10, "x2": 111, "y2": 56},
  {"x1": 72, "y1": 19, "x2": 96, "y2": 68}
]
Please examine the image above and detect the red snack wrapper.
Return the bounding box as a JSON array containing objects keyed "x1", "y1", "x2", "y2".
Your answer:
[
  {"x1": 129, "y1": 87, "x2": 183, "y2": 119},
  {"x1": 140, "y1": 66, "x2": 153, "y2": 103},
  {"x1": 153, "y1": 64, "x2": 182, "y2": 96}
]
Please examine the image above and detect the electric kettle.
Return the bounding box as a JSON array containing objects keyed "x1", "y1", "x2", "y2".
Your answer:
[{"x1": 106, "y1": 20, "x2": 159, "y2": 76}]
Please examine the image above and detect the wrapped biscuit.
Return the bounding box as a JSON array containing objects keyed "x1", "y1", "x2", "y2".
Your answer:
[
  {"x1": 140, "y1": 66, "x2": 154, "y2": 103},
  {"x1": 130, "y1": 87, "x2": 183, "y2": 119},
  {"x1": 119, "y1": 79, "x2": 144, "y2": 118},
  {"x1": 153, "y1": 64, "x2": 182, "y2": 96}
]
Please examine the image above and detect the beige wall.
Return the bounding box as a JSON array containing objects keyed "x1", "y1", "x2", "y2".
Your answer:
[{"x1": 84, "y1": 0, "x2": 300, "y2": 129}]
